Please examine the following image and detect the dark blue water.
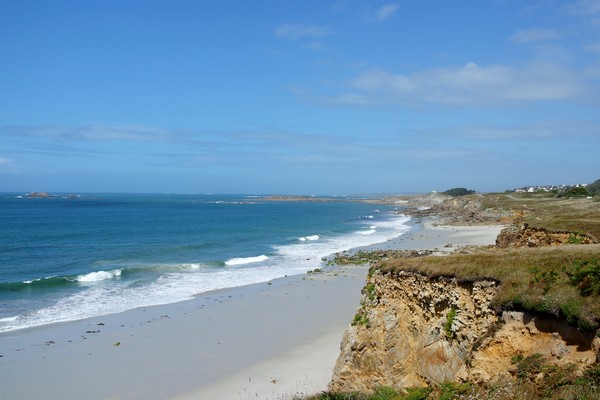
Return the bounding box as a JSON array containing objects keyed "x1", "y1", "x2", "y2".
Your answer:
[{"x1": 0, "y1": 193, "x2": 410, "y2": 332}]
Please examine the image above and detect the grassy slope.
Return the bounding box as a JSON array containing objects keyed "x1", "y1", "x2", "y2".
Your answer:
[
  {"x1": 377, "y1": 193, "x2": 600, "y2": 329},
  {"x1": 377, "y1": 244, "x2": 600, "y2": 329},
  {"x1": 481, "y1": 192, "x2": 600, "y2": 239}
]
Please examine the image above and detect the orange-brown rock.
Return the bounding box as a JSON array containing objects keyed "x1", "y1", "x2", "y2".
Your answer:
[
  {"x1": 329, "y1": 271, "x2": 597, "y2": 394},
  {"x1": 496, "y1": 224, "x2": 596, "y2": 248}
]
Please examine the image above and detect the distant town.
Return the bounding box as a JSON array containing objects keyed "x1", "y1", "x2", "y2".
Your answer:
[{"x1": 513, "y1": 183, "x2": 588, "y2": 193}]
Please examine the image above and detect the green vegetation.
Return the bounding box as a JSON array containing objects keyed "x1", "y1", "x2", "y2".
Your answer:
[
  {"x1": 444, "y1": 307, "x2": 457, "y2": 339},
  {"x1": 332, "y1": 250, "x2": 433, "y2": 267},
  {"x1": 558, "y1": 186, "x2": 590, "y2": 198},
  {"x1": 365, "y1": 283, "x2": 377, "y2": 301},
  {"x1": 568, "y1": 259, "x2": 600, "y2": 296},
  {"x1": 352, "y1": 312, "x2": 370, "y2": 328},
  {"x1": 442, "y1": 188, "x2": 475, "y2": 197},
  {"x1": 587, "y1": 179, "x2": 600, "y2": 195},
  {"x1": 481, "y1": 192, "x2": 600, "y2": 240}
]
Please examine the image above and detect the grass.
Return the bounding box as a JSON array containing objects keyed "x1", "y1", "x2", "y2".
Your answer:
[
  {"x1": 481, "y1": 192, "x2": 600, "y2": 240},
  {"x1": 375, "y1": 244, "x2": 600, "y2": 330}
]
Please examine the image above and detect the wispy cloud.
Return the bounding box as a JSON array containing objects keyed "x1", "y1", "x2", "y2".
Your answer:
[
  {"x1": 329, "y1": 61, "x2": 587, "y2": 107},
  {"x1": 375, "y1": 3, "x2": 400, "y2": 21},
  {"x1": 0, "y1": 124, "x2": 169, "y2": 142},
  {"x1": 0, "y1": 157, "x2": 22, "y2": 173},
  {"x1": 275, "y1": 23, "x2": 334, "y2": 40},
  {"x1": 584, "y1": 42, "x2": 600, "y2": 53},
  {"x1": 511, "y1": 28, "x2": 562, "y2": 43},
  {"x1": 561, "y1": 0, "x2": 600, "y2": 16}
]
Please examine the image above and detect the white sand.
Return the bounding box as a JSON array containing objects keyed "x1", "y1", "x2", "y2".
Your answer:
[{"x1": 0, "y1": 219, "x2": 505, "y2": 400}]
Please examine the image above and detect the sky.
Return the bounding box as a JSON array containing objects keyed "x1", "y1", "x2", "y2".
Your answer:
[{"x1": 1, "y1": 0, "x2": 599, "y2": 195}]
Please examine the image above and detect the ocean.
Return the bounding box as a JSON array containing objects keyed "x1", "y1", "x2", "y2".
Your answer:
[{"x1": 0, "y1": 193, "x2": 410, "y2": 333}]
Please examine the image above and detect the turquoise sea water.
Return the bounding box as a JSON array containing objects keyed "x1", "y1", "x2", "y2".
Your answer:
[{"x1": 0, "y1": 193, "x2": 410, "y2": 332}]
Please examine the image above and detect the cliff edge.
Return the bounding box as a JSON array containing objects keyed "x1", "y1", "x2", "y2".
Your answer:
[
  {"x1": 329, "y1": 270, "x2": 598, "y2": 393},
  {"x1": 328, "y1": 193, "x2": 600, "y2": 397}
]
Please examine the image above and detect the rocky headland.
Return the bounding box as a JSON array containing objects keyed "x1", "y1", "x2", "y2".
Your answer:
[{"x1": 324, "y1": 193, "x2": 600, "y2": 399}]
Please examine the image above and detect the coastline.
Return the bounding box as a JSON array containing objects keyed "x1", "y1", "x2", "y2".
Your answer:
[{"x1": 0, "y1": 218, "x2": 504, "y2": 400}]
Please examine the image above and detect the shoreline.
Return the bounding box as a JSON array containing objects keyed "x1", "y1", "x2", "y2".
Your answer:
[{"x1": 0, "y1": 218, "x2": 504, "y2": 400}]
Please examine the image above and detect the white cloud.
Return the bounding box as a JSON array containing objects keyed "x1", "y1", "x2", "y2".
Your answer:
[
  {"x1": 0, "y1": 157, "x2": 22, "y2": 173},
  {"x1": 584, "y1": 42, "x2": 600, "y2": 52},
  {"x1": 275, "y1": 23, "x2": 334, "y2": 40},
  {"x1": 562, "y1": 0, "x2": 600, "y2": 16},
  {"x1": 333, "y1": 61, "x2": 586, "y2": 106},
  {"x1": 376, "y1": 3, "x2": 400, "y2": 21},
  {"x1": 511, "y1": 28, "x2": 562, "y2": 43}
]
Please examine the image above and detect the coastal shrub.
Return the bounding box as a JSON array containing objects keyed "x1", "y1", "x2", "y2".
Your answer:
[
  {"x1": 436, "y1": 381, "x2": 470, "y2": 400},
  {"x1": 401, "y1": 387, "x2": 432, "y2": 400},
  {"x1": 558, "y1": 186, "x2": 589, "y2": 198},
  {"x1": 559, "y1": 297, "x2": 582, "y2": 325},
  {"x1": 587, "y1": 179, "x2": 600, "y2": 195},
  {"x1": 444, "y1": 307, "x2": 457, "y2": 339},
  {"x1": 365, "y1": 283, "x2": 377, "y2": 301},
  {"x1": 511, "y1": 353, "x2": 524, "y2": 365},
  {"x1": 568, "y1": 232, "x2": 587, "y2": 244},
  {"x1": 516, "y1": 353, "x2": 545, "y2": 379},
  {"x1": 567, "y1": 259, "x2": 600, "y2": 296},
  {"x1": 442, "y1": 188, "x2": 475, "y2": 197},
  {"x1": 352, "y1": 312, "x2": 370, "y2": 328},
  {"x1": 371, "y1": 386, "x2": 401, "y2": 400}
]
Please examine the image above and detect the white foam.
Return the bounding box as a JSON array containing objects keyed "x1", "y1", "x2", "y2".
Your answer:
[
  {"x1": 357, "y1": 229, "x2": 376, "y2": 235},
  {"x1": 77, "y1": 269, "x2": 122, "y2": 283},
  {"x1": 0, "y1": 213, "x2": 413, "y2": 333},
  {"x1": 224, "y1": 255, "x2": 269, "y2": 266},
  {"x1": 180, "y1": 263, "x2": 202, "y2": 270},
  {"x1": 299, "y1": 235, "x2": 320, "y2": 241}
]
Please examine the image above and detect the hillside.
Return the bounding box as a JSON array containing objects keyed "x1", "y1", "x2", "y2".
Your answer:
[{"x1": 303, "y1": 192, "x2": 600, "y2": 400}]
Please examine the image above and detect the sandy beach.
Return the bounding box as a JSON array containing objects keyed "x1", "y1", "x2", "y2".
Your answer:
[{"x1": 0, "y1": 219, "x2": 504, "y2": 400}]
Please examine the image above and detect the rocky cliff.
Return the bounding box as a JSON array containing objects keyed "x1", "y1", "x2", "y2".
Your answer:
[
  {"x1": 329, "y1": 270, "x2": 598, "y2": 393},
  {"x1": 496, "y1": 224, "x2": 597, "y2": 248}
]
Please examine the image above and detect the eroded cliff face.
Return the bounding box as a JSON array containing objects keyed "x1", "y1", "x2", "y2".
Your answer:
[
  {"x1": 329, "y1": 271, "x2": 598, "y2": 393},
  {"x1": 496, "y1": 224, "x2": 596, "y2": 248}
]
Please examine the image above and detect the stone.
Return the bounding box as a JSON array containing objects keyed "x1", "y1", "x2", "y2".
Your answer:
[{"x1": 329, "y1": 272, "x2": 597, "y2": 394}]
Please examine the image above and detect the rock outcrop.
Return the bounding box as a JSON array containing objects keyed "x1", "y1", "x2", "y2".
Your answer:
[
  {"x1": 329, "y1": 270, "x2": 598, "y2": 394},
  {"x1": 496, "y1": 224, "x2": 596, "y2": 248},
  {"x1": 399, "y1": 194, "x2": 511, "y2": 225}
]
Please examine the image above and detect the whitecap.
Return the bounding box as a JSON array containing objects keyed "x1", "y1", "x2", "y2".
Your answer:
[
  {"x1": 299, "y1": 235, "x2": 320, "y2": 241},
  {"x1": 180, "y1": 263, "x2": 202, "y2": 270},
  {"x1": 357, "y1": 229, "x2": 376, "y2": 235},
  {"x1": 224, "y1": 255, "x2": 268, "y2": 266},
  {"x1": 77, "y1": 269, "x2": 122, "y2": 283}
]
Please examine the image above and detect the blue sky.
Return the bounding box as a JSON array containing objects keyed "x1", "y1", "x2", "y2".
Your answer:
[{"x1": 1, "y1": 0, "x2": 599, "y2": 194}]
